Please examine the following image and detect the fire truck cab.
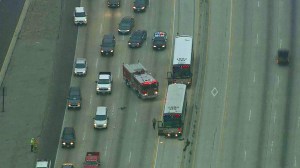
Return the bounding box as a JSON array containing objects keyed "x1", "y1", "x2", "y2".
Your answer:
[{"x1": 123, "y1": 63, "x2": 159, "y2": 99}]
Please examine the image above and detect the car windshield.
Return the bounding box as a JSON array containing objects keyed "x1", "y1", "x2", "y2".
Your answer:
[
  {"x1": 75, "y1": 12, "x2": 85, "y2": 17},
  {"x1": 102, "y1": 41, "x2": 113, "y2": 47},
  {"x1": 85, "y1": 161, "x2": 98, "y2": 165},
  {"x1": 75, "y1": 63, "x2": 85, "y2": 68},
  {"x1": 95, "y1": 115, "x2": 106, "y2": 120},
  {"x1": 98, "y1": 79, "x2": 110, "y2": 84}
]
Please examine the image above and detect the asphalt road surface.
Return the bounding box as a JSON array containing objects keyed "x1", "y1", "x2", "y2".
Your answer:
[
  {"x1": 0, "y1": 0, "x2": 25, "y2": 69},
  {"x1": 54, "y1": 0, "x2": 197, "y2": 167},
  {"x1": 192, "y1": 0, "x2": 300, "y2": 168}
]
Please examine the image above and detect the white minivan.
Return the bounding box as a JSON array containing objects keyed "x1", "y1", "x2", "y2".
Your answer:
[{"x1": 93, "y1": 106, "x2": 108, "y2": 129}]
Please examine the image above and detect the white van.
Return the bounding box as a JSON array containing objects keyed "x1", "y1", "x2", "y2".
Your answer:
[{"x1": 93, "y1": 106, "x2": 108, "y2": 129}]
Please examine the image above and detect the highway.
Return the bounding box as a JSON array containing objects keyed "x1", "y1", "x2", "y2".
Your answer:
[
  {"x1": 192, "y1": 0, "x2": 300, "y2": 168},
  {"x1": 54, "y1": 0, "x2": 196, "y2": 167}
]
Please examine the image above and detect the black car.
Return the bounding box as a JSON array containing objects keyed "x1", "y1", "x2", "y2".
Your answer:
[
  {"x1": 118, "y1": 16, "x2": 135, "y2": 35},
  {"x1": 133, "y1": 0, "x2": 149, "y2": 12},
  {"x1": 67, "y1": 87, "x2": 81, "y2": 109},
  {"x1": 61, "y1": 127, "x2": 76, "y2": 148},
  {"x1": 152, "y1": 31, "x2": 167, "y2": 50},
  {"x1": 100, "y1": 34, "x2": 116, "y2": 56},
  {"x1": 107, "y1": 0, "x2": 120, "y2": 8},
  {"x1": 128, "y1": 30, "x2": 147, "y2": 48},
  {"x1": 277, "y1": 49, "x2": 289, "y2": 65}
]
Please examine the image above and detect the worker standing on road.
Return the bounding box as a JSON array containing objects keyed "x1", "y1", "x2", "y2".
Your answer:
[
  {"x1": 152, "y1": 118, "x2": 156, "y2": 130},
  {"x1": 30, "y1": 138, "x2": 35, "y2": 152}
]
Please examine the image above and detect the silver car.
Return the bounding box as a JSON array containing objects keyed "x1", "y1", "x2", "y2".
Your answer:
[
  {"x1": 74, "y1": 7, "x2": 87, "y2": 25},
  {"x1": 93, "y1": 106, "x2": 108, "y2": 129},
  {"x1": 74, "y1": 58, "x2": 87, "y2": 76}
]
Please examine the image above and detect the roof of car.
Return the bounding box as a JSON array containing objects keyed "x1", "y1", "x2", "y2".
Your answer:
[
  {"x1": 75, "y1": 58, "x2": 86, "y2": 64},
  {"x1": 278, "y1": 49, "x2": 289, "y2": 58},
  {"x1": 36, "y1": 160, "x2": 49, "y2": 167},
  {"x1": 132, "y1": 30, "x2": 145, "y2": 35},
  {"x1": 103, "y1": 34, "x2": 115, "y2": 39},
  {"x1": 75, "y1": 7, "x2": 85, "y2": 13},
  {"x1": 63, "y1": 127, "x2": 75, "y2": 134},
  {"x1": 96, "y1": 106, "x2": 107, "y2": 115}
]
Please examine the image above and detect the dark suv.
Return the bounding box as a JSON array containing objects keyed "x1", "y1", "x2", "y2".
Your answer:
[
  {"x1": 100, "y1": 34, "x2": 116, "y2": 56},
  {"x1": 107, "y1": 0, "x2": 120, "y2": 8},
  {"x1": 276, "y1": 49, "x2": 289, "y2": 65},
  {"x1": 61, "y1": 127, "x2": 76, "y2": 148},
  {"x1": 133, "y1": 0, "x2": 149, "y2": 12},
  {"x1": 67, "y1": 87, "x2": 81, "y2": 109},
  {"x1": 118, "y1": 16, "x2": 135, "y2": 35}
]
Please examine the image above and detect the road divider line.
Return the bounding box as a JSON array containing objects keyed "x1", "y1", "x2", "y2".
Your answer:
[
  {"x1": 129, "y1": 151, "x2": 132, "y2": 163},
  {"x1": 153, "y1": 137, "x2": 160, "y2": 168},
  {"x1": 249, "y1": 110, "x2": 252, "y2": 121},
  {"x1": 105, "y1": 145, "x2": 108, "y2": 156},
  {"x1": 134, "y1": 111, "x2": 137, "y2": 123},
  {"x1": 279, "y1": 39, "x2": 282, "y2": 48},
  {"x1": 0, "y1": 0, "x2": 31, "y2": 86}
]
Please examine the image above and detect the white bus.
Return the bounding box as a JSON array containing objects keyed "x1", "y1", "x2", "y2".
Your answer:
[
  {"x1": 158, "y1": 83, "x2": 187, "y2": 138},
  {"x1": 167, "y1": 35, "x2": 193, "y2": 86}
]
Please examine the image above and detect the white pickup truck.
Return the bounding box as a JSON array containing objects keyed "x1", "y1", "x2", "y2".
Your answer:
[{"x1": 96, "y1": 72, "x2": 112, "y2": 94}]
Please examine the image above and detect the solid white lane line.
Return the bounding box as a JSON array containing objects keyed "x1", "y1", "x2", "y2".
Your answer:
[
  {"x1": 129, "y1": 151, "x2": 132, "y2": 163},
  {"x1": 244, "y1": 150, "x2": 247, "y2": 161},
  {"x1": 294, "y1": 156, "x2": 297, "y2": 167},
  {"x1": 257, "y1": 1, "x2": 260, "y2": 7},
  {"x1": 253, "y1": 72, "x2": 256, "y2": 83}
]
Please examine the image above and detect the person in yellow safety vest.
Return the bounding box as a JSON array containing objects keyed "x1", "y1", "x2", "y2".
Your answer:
[{"x1": 30, "y1": 138, "x2": 35, "y2": 152}]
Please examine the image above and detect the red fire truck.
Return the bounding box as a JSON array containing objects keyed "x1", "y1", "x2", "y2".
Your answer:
[{"x1": 123, "y1": 63, "x2": 159, "y2": 99}]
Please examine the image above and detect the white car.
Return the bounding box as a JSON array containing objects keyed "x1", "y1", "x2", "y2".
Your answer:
[
  {"x1": 74, "y1": 7, "x2": 87, "y2": 25},
  {"x1": 94, "y1": 106, "x2": 108, "y2": 129},
  {"x1": 74, "y1": 58, "x2": 87, "y2": 76}
]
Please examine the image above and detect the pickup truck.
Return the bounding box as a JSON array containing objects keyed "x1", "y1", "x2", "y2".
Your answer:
[
  {"x1": 83, "y1": 152, "x2": 100, "y2": 168},
  {"x1": 96, "y1": 72, "x2": 112, "y2": 94}
]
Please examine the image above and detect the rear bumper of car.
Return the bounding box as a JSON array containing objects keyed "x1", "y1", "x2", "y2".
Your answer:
[
  {"x1": 108, "y1": 3, "x2": 120, "y2": 8},
  {"x1": 118, "y1": 30, "x2": 131, "y2": 34},
  {"x1": 96, "y1": 90, "x2": 112, "y2": 94},
  {"x1": 101, "y1": 51, "x2": 114, "y2": 56}
]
